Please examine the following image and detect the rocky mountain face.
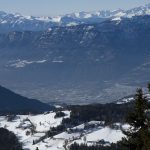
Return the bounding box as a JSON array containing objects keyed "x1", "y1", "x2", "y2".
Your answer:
[{"x1": 0, "y1": 15, "x2": 150, "y2": 104}]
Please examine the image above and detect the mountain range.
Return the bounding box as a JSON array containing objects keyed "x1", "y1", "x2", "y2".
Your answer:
[
  {"x1": 0, "y1": 3, "x2": 150, "y2": 32},
  {"x1": 0, "y1": 4, "x2": 150, "y2": 104}
]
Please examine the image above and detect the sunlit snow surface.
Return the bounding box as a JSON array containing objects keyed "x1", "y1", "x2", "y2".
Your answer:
[
  {"x1": 0, "y1": 111, "x2": 127, "y2": 150},
  {"x1": 0, "y1": 111, "x2": 70, "y2": 150}
]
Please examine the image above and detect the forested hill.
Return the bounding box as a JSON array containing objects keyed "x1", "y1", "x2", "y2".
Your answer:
[{"x1": 0, "y1": 85, "x2": 53, "y2": 114}]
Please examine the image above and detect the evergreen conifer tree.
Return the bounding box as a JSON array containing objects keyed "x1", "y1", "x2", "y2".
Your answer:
[{"x1": 122, "y1": 88, "x2": 150, "y2": 150}]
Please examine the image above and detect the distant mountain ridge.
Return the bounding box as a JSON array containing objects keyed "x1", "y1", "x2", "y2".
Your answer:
[
  {"x1": 0, "y1": 3, "x2": 150, "y2": 32},
  {"x1": 0, "y1": 85, "x2": 53, "y2": 113}
]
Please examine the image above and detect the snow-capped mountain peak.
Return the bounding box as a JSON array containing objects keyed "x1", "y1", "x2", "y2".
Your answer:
[{"x1": 0, "y1": 3, "x2": 150, "y2": 32}]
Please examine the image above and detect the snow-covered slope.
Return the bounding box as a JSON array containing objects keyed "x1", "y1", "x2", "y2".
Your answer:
[
  {"x1": 0, "y1": 110, "x2": 128, "y2": 150},
  {"x1": 0, "y1": 111, "x2": 127, "y2": 150},
  {"x1": 116, "y1": 93, "x2": 150, "y2": 104},
  {"x1": 1, "y1": 3, "x2": 150, "y2": 32},
  {"x1": 0, "y1": 111, "x2": 70, "y2": 150}
]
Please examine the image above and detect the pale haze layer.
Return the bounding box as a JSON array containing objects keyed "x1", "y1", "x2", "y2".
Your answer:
[{"x1": 0, "y1": 0, "x2": 149, "y2": 16}]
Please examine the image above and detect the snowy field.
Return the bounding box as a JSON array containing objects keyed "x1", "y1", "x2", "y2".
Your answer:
[{"x1": 0, "y1": 111, "x2": 126, "y2": 150}]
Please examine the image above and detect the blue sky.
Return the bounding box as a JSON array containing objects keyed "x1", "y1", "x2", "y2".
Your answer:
[{"x1": 0, "y1": 0, "x2": 149, "y2": 16}]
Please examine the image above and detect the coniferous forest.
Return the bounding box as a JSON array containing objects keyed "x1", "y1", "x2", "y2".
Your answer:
[{"x1": 69, "y1": 85, "x2": 150, "y2": 150}]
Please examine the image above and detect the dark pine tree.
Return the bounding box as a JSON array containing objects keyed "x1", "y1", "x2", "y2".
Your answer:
[
  {"x1": 122, "y1": 88, "x2": 150, "y2": 150},
  {"x1": 0, "y1": 128, "x2": 22, "y2": 150},
  {"x1": 36, "y1": 147, "x2": 39, "y2": 150}
]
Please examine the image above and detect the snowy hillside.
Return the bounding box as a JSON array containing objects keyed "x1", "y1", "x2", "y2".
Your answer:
[
  {"x1": 0, "y1": 110, "x2": 127, "y2": 150},
  {"x1": 116, "y1": 93, "x2": 150, "y2": 104},
  {"x1": 0, "y1": 111, "x2": 70, "y2": 149}
]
